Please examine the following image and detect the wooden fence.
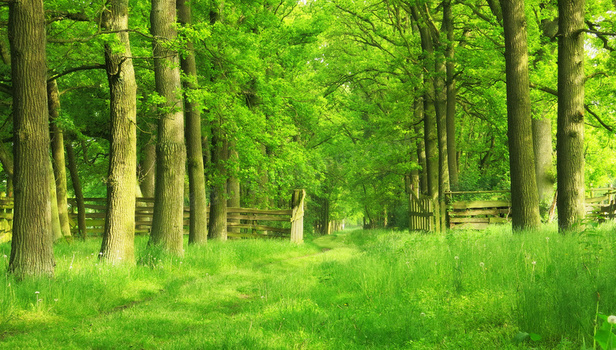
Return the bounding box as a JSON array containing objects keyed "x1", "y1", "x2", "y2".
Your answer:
[
  {"x1": 446, "y1": 190, "x2": 511, "y2": 230},
  {"x1": 67, "y1": 189, "x2": 305, "y2": 242},
  {"x1": 585, "y1": 187, "x2": 616, "y2": 221},
  {"x1": 408, "y1": 192, "x2": 436, "y2": 231},
  {"x1": 0, "y1": 190, "x2": 305, "y2": 243}
]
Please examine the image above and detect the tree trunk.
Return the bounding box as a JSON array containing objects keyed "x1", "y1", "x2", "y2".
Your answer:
[
  {"x1": 500, "y1": 0, "x2": 541, "y2": 230},
  {"x1": 178, "y1": 0, "x2": 208, "y2": 245},
  {"x1": 414, "y1": 96, "x2": 428, "y2": 196},
  {"x1": 140, "y1": 128, "x2": 156, "y2": 198},
  {"x1": 8, "y1": 0, "x2": 55, "y2": 278},
  {"x1": 411, "y1": 7, "x2": 439, "y2": 203},
  {"x1": 557, "y1": 0, "x2": 585, "y2": 231},
  {"x1": 433, "y1": 31, "x2": 449, "y2": 199},
  {"x1": 66, "y1": 140, "x2": 87, "y2": 239},
  {"x1": 49, "y1": 158, "x2": 63, "y2": 241},
  {"x1": 100, "y1": 0, "x2": 138, "y2": 264},
  {"x1": 48, "y1": 80, "x2": 72, "y2": 239},
  {"x1": 208, "y1": 125, "x2": 228, "y2": 240},
  {"x1": 227, "y1": 143, "x2": 240, "y2": 234},
  {"x1": 443, "y1": 0, "x2": 459, "y2": 191},
  {"x1": 533, "y1": 116, "x2": 555, "y2": 205},
  {"x1": 148, "y1": 0, "x2": 187, "y2": 255}
]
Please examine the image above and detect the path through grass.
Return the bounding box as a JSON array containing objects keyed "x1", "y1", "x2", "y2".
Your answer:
[{"x1": 1, "y1": 226, "x2": 616, "y2": 349}]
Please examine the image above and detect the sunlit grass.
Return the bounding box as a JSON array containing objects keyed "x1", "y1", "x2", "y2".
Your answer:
[{"x1": 0, "y1": 225, "x2": 615, "y2": 349}]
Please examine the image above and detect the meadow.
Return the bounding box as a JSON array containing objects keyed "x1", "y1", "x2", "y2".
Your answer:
[{"x1": 0, "y1": 224, "x2": 615, "y2": 349}]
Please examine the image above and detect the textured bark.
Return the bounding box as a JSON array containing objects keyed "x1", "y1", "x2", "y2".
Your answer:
[
  {"x1": 411, "y1": 7, "x2": 439, "y2": 202},
  {"x1": 443, "y1": 0, "x2": 459, "y2": 191},
  {"x1": 433, "y1": 33, "x2": 449, "y2": 198},
  {"x1": 149, "y1": 0, "x2": 187, "y2": 255},
  {"x1": 48, "y1": 80, "x2": 72, "y2": 238},
  {"x1": 49, "y1": 158, "x2": 63, "y2": 241},
  {"x1": 533, "y1": 116, "x2": 555, "y2": 204},
  {"x1": 414, "y1": 96, "x2": 428, "y2": 196},
  {"x1": 100, "y1": 0, "x2": 137, "y2": 264},
  {"x1": 227, "y1": 143, "x2": 240, "y2": 234},
  {"x1": 500, "y1": 0, "x2": 541, "y2": 230},
  {"x1": 8, "y1": 0, "x2": 55, "y2": 278},
  {"x1": 208, "y1": 126, "x2": 228, "y2": 240},
  {"x1": 557, "y1": 0, "x2": 585, "y2": 231},
  {"x1": 178, "y1": 0, "x2": 208, "y2": 245},
  {"x1": 140, "y1": 128, "x2": 156, "y2": 197},
  {"x1": 66, "y1": 140, "x2": 87, "y2": 239}
]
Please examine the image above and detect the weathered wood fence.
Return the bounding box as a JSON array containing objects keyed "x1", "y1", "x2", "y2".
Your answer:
[
  {"x1": 408, "y1": 192, "x2": 437, "y2": 231},
  {"x1": 445, "y1": 190, "x2": 511, "y2": 230},
  {"x1": 0, "y1": 190, "x2": 305, "y2": 243}
]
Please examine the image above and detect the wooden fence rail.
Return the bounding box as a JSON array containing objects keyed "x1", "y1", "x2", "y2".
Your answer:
[{"x1": 0, "y1": 190, "x2": 305, "y2": 243}]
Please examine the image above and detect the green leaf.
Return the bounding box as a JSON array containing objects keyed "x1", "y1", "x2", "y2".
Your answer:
[{"x1": 513, "y1": 331, "x2": 529, "y2": 344}]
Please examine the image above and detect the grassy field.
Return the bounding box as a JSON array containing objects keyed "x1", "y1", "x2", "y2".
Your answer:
[{"x1": 0, "y1": 224, "x2": 615, "y2": 349}]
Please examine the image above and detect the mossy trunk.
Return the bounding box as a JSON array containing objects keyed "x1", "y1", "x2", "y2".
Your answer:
[
  {"x1": 8, "y1": 0, "x2": 55, "y2": 278},
  {"x1": 148, "y1": 0, "x2": 187, "y2": 255},
  {"x1": 100, "y1": 0, "x2": 138, "y2": 264}
]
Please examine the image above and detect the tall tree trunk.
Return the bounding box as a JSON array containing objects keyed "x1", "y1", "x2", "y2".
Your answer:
[
  {"x1": 557, "y1": 0, "x2": 585, "y2": 231},
  {"x1": 100, "y1": 0, "x2": 138, "y2": 264},
  {"x1": 66, "y1": 140, "x2": 87, "y2": 239},
  {"x1": 140, "y1": 127, "x2": 156, "y2": 197},
  {"x1": 48, "y1": 80, "x2": 72, "y2": 239},
  {"x1": 443, "y1": 0, "x2": 459, "y2": 191},
  {"x1": 500, "y1": 0, "x2": 541, "y2": 230},
  {"x1": 208, "y1": 125, "x2": 228, "y2": 240},
  {"x1": 433, "y1": 31, "x2": 449, "y2": 199},
  {"x1": 178, "y1": 0, "x2": 208, "y2": 245},
  {"x1": 48, "y1": 158, "x2": 63, "y2": 241},
  {"x1": 414, "y1": 96, "x2": 428, "y2": 196},
  {"x1": 148, "y1": 0, "x2": 187, "y2": 255},
  {"x1": 227, "y1": 142, "x2": 240, "y2": 234},
  {"x1": 533, "y1": 116, "x2": 555, "y2": 205},
  {"x1": 8, "y1": 0, "x2": 55, "y2": 278},
  {"x1": 411, "y1": 7, "x2": 439, "y2": 203}
]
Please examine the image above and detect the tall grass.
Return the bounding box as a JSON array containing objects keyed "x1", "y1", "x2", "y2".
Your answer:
[{"x1": 0, "y1": 226, "x2": 615, "y2": 349}]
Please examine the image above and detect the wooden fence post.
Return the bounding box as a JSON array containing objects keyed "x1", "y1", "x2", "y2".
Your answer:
[{"x1": 290, "y1": 189, "x2": 305, "y2": 243}]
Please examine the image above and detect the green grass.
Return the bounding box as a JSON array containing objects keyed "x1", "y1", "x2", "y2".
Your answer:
[{"x1": 0, "y1": 225, "x2": 615, "y2": 349}]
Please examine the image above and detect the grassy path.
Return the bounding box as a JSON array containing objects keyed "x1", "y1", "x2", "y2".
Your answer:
[
  {"x1": 3, "y1": 228, "x2": 616, "y2": 349},
  {"x1": 1, "y1": 234, "x2": 361, "y2": 349}
]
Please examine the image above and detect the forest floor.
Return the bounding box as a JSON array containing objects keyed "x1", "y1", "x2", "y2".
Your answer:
[{"x1": 1, "y1": 227, "x2": 615, "y2": 349}]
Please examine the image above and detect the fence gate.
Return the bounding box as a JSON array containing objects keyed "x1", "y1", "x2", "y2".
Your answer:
[{"x1": 408, "y1": 192, "x2": 437, "y2": 232}]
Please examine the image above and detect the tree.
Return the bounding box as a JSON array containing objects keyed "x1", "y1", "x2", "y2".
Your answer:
[
  {"x1": 557, "y1": 0, "x2": 586, "y2": 231},
  {"x1": 149, "y1": 0, "x2": 187, "y2": 255},
  {"x1": 99, "y1": 0, "x2": 138, "y2": 264},
  {"x1": 500, "y1": 0, "x2": 541, "y2": 230},
  {"x1": 48, "y1": 80, "x2": 72, "y2": 239},
  {"x1": 178, "y1": 0, "x2": 208, "y2": 244},
  {"x1": 8, "y1": 0, "x2": 55, "y2": 278}
]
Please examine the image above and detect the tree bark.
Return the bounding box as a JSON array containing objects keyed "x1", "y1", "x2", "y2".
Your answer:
[
  {"x1": 178, "y1": 0, "x2": 208, "y2": 245},
  {"x1": 411, "y1": 7, "x2": 439, "y2": 203},
  {"x1": 139, "y1": 128, "x2": 156, "y2": 198},
  {"x1": 100, "y1": 0, "x2": 137, "y2": 264},
  {"x1": 48, "y1": 80, "x2": 72, "y2": 239},
  {"x1": 227, "y1": 142, "x2": 240, "y2": 234},
  {"x1": 66, "y1": 140, "x2": 87, "y2": 239},
  {"x1": 533, "y1": 116, "x2": 555, "y2": 206},
  {"x1": 443, "y1": 0, "x2": 459, "y2": 191},
  {"x1": 148, "y1": 0, "x2": 187, "y2": 255},
  {"x1": 208, "y1": 125, "x2": 228, "y2": 240},
  {"x1": 500, "y1": 0, "x2": 541, "y2": 230},
  {"x1": 8, "y1": 0, "x2": 55, "y2": 278},
  {"x1": 49, "y1": 158, "x2": 63, "y2": 241},
  {"x1": 557, "y1": 0, "x2": 586, "y2": 231}
]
